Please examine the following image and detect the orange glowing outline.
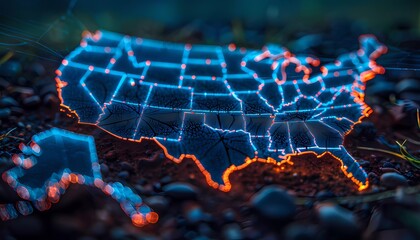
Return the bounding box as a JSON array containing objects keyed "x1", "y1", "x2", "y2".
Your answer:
[
  {"x1": 56, "y1": 99, "x2": 369, "y2": 192},
  {"x1": 55, "y1": 34, "x2": 389, "y2": 194},
  {"x1": 4, "y1": 137, "x2": 158, "y2": 226}
]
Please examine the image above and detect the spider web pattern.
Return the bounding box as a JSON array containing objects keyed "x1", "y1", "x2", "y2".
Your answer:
[{"x1": 56, "y1": 30, "x2": 387, "y2": 191}]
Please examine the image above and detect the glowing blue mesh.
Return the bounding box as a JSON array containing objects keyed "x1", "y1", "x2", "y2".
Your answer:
[
  {"x1": 56, "y1": 30, "x2": 387, "y2": 191},
  {"x1": 1, "y1": 128, "x2": 156, "y2": 226}
]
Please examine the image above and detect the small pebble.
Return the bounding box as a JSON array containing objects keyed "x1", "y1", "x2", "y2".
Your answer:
[
  {"x1": 119, "y1": 161, "x2": 133, "y2": 172},
  {"x1": 145, "y1": 196, "x2": 169, "y2": 213},
  {"x1": 0, "y1": 97, "x2": 19, "y2": 107},
  {"x1": 163, "y1": 182, "x2": 198, "y2": 200},
  {"x1": 100, "y1": 163, "x2": 109, "y2": 176},
  {"x1": 40, "y1": 84, "x2": 58, "y2": 97},
  {"x1": 0, "y1": 77, "x2": 10, "y2": 89},
  {"x1": 284, "y1": 224, "x2": 317, "y2": 240},
  {"x1": 117, "y1": 171, "x2": 130, "y2": 180},
  {"x1": 0, "y1": 60, "x2": 22, "y2": 77},
  {"x1": 315, "y1": 190, "x2": 336, "y2": 201},
  {"x1": 358, "y1": 159, "x2": 370, "y2": 167},
  {"x1": 110, "y1": 227, "x2": 127, "y2": 240},
  {"x1": 382, "y1": 162, "x2": 395, "y2": 168},
  {"x1": 316, "y1": 203, "x2": 360, "y2": 240},
  {"x1": 396, "y1": 78, "x2": 420, "y2": 93},
  {"x1": 380, "y1": 172, "x2": 408, "y2": 188},
  {"x1": 30, "y1": 62, "x2": 46, "y2": 76},
  {"x1": 222, "y1": 208, "x2": 236, "y2": 222},
  {"x1": 12, "y1": 86, "x2": 34, "y2": 95},
  {"x1": 368, "y1": 172, "x2": 380, "y2": 185},
  {"x1": 43, "y1": 93, "x2": 59, "y2": 106},
  {"x1": 160, "y1": 175, "x2": 172, "y2": 185},
  {"x1": 23, "y1": 95, "x2": 41, "y2": 107},
  {"x1": 185, "y1": 205, "x2": 206, "y2": 224},
  {"x1": 10, "y1": 107, "x2": 24, "y2": 115},
  {"x1": 0, "y1": 108, "x2": 11, "y2": 118},
  {"x1": 222, "y1": 223, "x2": 243, "y2": 240},
  {"x1": 250, "y1": 185, "x2": 296, "y2": 221}
]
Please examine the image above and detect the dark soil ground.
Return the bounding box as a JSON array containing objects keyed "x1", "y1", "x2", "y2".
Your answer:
[{"x1": 0, "y1": 26, "x2": 420, "y2": 240}]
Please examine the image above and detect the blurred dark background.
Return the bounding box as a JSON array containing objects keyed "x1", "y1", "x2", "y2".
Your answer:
[
  {"x1": 0, "y1": 0, "x2": 419, "y2": 56},
  {"x1": 1, "y1": 0, "x2": 419, "y2": 33}
]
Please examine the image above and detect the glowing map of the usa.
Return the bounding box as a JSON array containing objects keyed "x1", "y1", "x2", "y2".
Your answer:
[{"x1": 56, "y1": 30, "x2": 387, "y2": 191}]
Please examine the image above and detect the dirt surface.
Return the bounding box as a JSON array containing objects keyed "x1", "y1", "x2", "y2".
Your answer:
[{"x1": 1, "y1": 27, "x2": 420, "y2": 240}]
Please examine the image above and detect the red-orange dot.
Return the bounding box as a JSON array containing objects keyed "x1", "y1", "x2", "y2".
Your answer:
[
  {"x1": 17, "y1": 186, "x2": 29, "y2": 199},
  {"x1": 146, "y1": 212, "x2": 159, "y2": 223},
  {"x1": 228, "y1": 43, "x2": 236, "y2": 51},
  {"x1": 94, "y1": 179, "x2": 104, "y2": 188},
  {"x1": 132, "y1": 214, "x2": 145, "y2": 227},
  {"x1": 104, "y1": 184, "x2": 114, "y2": 194}
]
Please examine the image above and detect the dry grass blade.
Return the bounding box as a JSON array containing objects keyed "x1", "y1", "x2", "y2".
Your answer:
[
  {"x1": 0, "y1": 51, "x2": 14, "y2": 65},
  {"x1": 358, "y1": 140, "x2": 420, "y2": 169},
  {"x1": 0, "y1": 127, "x2": 24, "y2": 142},
  {"x1": 417, "y1": 108, "x2": 420, "y2": 130},
  {"x1": 396, "y1": 140, "x2": 420, "y2": 168}
]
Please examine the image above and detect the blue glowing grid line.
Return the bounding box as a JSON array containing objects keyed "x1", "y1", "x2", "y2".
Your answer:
[
  {"x1": 1, "y1": 128, "x2": 157, "y2": 226},
  {"x1": 55, "y1": 30, "x2": 388, "y2": 191}
]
